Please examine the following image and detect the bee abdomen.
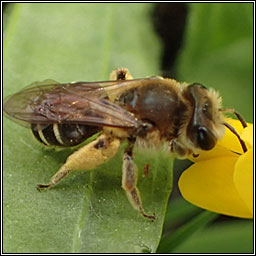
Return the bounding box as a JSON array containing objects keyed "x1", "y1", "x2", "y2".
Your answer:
[{"x1": 31, "y1": 123, "x2": 101, "y2": 147}]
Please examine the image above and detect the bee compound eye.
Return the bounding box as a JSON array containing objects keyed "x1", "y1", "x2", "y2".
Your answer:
[{"x1": 197, "y1": 126, "x2": 216, "y2": 150}]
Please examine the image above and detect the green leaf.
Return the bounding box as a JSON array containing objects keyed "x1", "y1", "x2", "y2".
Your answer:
[
  {"x1": 177, "y1": 3, "x2": 253, "y2": 122},
  {"x1": 3, "y1": 3, "x2": 173, "y2": 253},
  {"x1": 173, "y1": 220, "x2": 253, "y2": 253},
  {"x1": 157, "y1": 210, "x2": 218, "y2": 253}
]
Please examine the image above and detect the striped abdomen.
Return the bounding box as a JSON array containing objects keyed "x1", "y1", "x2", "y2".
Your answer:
[{"x1": 31, "y1": 123, "x2": 101, "y2": 147}]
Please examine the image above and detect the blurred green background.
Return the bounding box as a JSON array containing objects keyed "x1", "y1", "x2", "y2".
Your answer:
[
  {"x1": 176, "y1": 3, "x2": 253, "y2": 123},
  {"x1": 3, "y1": 3, "x2": 253, "y2": 253}
]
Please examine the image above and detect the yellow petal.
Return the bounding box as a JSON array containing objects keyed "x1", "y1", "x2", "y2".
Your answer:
[
  {"x1": 189, "y1": 145, "x2": 235, "y2": 162},
  {"x1": 218, "y1": 119, "x2": 244, "y2": 154},
  {"x1": 240, "y1": 126, "x2": 253, "y2": 148},
  {"x1": 178, "y1": 157, "x2": 253, "y2": 218},
  {"x1": 219, "y1": 119, "x2": 253, "y2": 154},
  {"x1": 234, "y1": 149, "x2": 253, "y2": 215}
]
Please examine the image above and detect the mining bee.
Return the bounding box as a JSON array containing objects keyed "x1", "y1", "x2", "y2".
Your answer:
[{"x1": 3, "y1": 68, "x2": 248, "y2": 220}]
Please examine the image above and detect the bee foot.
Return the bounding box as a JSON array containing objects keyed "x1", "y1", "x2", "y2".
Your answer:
[
  {"x1": 36, "y1": 184, "x2": 52, "y2": 191},
  {"x1": 142, "y1": 212, "x2": 156, "y2": 221}
]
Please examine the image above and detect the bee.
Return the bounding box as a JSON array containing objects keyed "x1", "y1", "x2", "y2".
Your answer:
[{"x1": 3, "y1": 68, "x2": 248, "y2": 220}]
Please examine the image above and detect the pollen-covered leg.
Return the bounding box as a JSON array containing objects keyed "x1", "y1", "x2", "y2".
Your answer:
[
  {"x1": 122, "y1": 144, "x2": 155, "y2": 220},
  {"x1": 37, "y1": 134, "x2": 121, "y2": 191},
  {"x1": 109, "y1": 68, "x2": 133, "y2": 80}
]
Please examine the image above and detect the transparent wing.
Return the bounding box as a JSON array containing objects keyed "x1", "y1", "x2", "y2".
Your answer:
[{"x1": 3, "y1": 79, "x2": 143, "y2": 129}]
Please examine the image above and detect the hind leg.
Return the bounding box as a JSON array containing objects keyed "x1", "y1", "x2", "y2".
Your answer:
[
  {"x1": 37, "y1": 68, "x2": 131, "y2": 191},
  {"x1": 37, "y1": 134, "x2": 121, "y2": 190}
]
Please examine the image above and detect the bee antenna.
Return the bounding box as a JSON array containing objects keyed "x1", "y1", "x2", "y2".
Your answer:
[
  {"x1": 219, "y1": 108, "x2": 247, "y2": 128},
  {"x1": 223, "y1": 122, "x2": 248, "y2": 153}
]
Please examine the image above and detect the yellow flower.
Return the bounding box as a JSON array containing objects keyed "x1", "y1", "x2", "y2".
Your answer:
[{"x1": 178, "y1": 119, "x2": 253, "y2": 218}]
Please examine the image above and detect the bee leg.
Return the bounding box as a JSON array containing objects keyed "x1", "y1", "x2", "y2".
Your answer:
[
  {"x1": 37, "y1": 134, "x2": 121, "y2": 191},
  {"x1": 109, "y1": 68, "x2": 133, "y2": 80},
  {"x1": 122, "y1": 140, "x2": 155, "y2": 220},
  {"x1": 37, "y1": 164, "x2": 70, "y2": 190}
]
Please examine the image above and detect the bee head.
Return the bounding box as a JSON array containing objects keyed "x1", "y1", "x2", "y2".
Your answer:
[{"x1": 184, "y1": 83, "x2": 225, "y2": 151}]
